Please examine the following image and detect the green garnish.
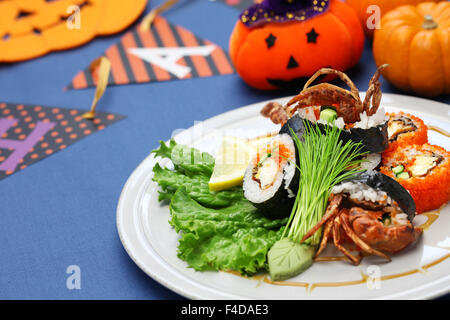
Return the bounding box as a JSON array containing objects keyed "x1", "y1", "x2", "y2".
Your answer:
[
  {"x1": 285, "y1": 123, "x2": 366, "y2": 244},
  {"x1": 381, "y1": 212, "x2": 391, "y2": 226},
  {"x1": 392, "y1": 165, "x2": 404, "y2": 175},
  {"x1": 320, "y1": 108, "x2": 337, "y2": 123},
  {"x1": 267, "y1": 122, "x2": 366, "y2": 280},
  {"x1": 397, "y1": 171, "x2": 410, "y2": 179},
  {"x1": 257, "y1": 145, "x2": 279, "y2": 168},
  {"x1": 171, "y1": 187, "x2": 286, "y2": 275}
]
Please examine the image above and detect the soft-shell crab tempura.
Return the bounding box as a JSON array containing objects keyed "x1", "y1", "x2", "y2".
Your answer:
[
  {"x1": 261, "y1": 64, "x2": 389, "y2": 126},
  {"x1": 301, "y1": 172, "x2": 423, "y2": 265}
]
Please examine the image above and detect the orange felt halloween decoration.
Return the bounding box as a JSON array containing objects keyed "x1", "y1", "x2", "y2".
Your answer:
[
  {"x1": 0, "y1": 0, "x2": 147, "y2": 62},
  {"x1": 229, "y1": 0, "x2": 365, "y2": 90},
  {"x1": 345, "y1": 0, "x2": 427, "y2": 38},
  {"x1": 373, "y1": 2, "x2": 450, "y2": 97}
]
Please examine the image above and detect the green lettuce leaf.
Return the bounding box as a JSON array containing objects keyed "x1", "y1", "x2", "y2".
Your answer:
[
  {"x1": 152, "y1": 140, "x2": 214, "y2": 177},
  {"x1": 151, "y1": 139, "x2": 287, "y2": 275},
  {"x1": 170, "y1": 188, "x2": 286, "y2": 275},
  {"x1": 152, "y1": 140, "x2": 242, "y2": 208}
]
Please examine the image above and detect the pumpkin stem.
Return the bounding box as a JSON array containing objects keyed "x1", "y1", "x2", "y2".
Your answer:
[{"x1": 422, "y1": 14, "x2": 438, "y2": 30}]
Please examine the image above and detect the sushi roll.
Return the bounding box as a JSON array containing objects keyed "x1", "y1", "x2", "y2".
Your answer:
[
  {"x1": 332, "y1": 170, "x2": 417, "y2": 222},
  {"x1": 279, "y1": 109, "x2": 389, "y2": 154},
  {"x1": 342, "y1": 107, "x2": 389, "y2": 154},
  {"x1": 383, "y1": 112, "x2": 428, "y2": 156},
  {"x1": 380, "y1": 143, "x2": 450, "y2": 214},
  {"x1": 243, "y1": 133, "x2": 298, "y2": 219},
  {"x1": 328, "y1": 171, "x2": 421, "y2": 254}
]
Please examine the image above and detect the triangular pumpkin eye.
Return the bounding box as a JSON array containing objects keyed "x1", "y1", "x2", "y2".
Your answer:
[{"x1": 287, "y1": 56, "x2": 299, "y2": 69}]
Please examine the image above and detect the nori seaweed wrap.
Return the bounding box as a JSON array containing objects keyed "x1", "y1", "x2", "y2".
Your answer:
[
  {"x1": 243, "y1": 133, "x2": 299, "y2": 219},
  {"x1": 280, "y1": 112, "x2": 389, "y2": 154},
  {"x1": 334, "y1": 170, "x2": 417, "y2": 222}
]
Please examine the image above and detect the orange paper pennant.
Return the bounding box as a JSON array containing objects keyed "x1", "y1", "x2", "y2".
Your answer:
[{"x1": 67, "y1": 16, "x2": 235, "y2": 90}]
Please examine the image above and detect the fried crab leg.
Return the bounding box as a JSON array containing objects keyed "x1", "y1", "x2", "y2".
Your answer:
[
  {"x1": 300, "y1": 194, "x2": 343, "y2": 244},
  {"x1": 332, "y1": 215, "x2": 362, "y2": 265},
  {"x1": 301, "y1": 195, "x2": 392, "y2": 266}
]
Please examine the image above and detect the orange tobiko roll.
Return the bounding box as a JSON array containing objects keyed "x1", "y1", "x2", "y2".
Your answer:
[
  {"x1": 383, "y1": 112, "x2": 428, "y2": 157},
  {"x1": 380, "y1": 143, "x2": 450, "y2": 214}
]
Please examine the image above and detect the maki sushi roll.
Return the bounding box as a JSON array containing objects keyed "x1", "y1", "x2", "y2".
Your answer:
[
  {"x1": 383, "y1": 112, "x2": 428, "y2": 156},
  {"x1": 243, "y1": 134, "x2": 298, "y2": 219},
  {"x1": 279, "y1": 110, "x2": 388, "y2": 154},
  {"x1": 331, "y1": 171, "x2": 421, "y2": 254},
  {"x1": 332, "y1": 171, "x2": 417, "y2": 222},
  {"x1": 340, "y1": 108, "x2": 389, "y2": 154},
  {"x1": 380, "y1": 143, "x2": 450, "y2": 214}
]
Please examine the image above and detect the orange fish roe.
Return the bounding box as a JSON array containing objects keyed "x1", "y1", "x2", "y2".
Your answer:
[
  {"x1": 380, "y1": 143, "x2": 450, "y2": 214},
  {"x1": 383, "y1": 112, "x2": 428, "y2": 158},
  {"x1": 255, "y1": 142, "x2": 293, "y2": 168}
]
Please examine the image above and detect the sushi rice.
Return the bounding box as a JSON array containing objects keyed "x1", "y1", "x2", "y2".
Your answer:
[
  {"x1": 299, "y1": 106, "x2": 388, "y2": 131},
  {"x1": 331, "y1": 180, "x2": 409, "y2": 226}
]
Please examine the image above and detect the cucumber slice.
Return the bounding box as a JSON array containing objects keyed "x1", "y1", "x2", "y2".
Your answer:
[
  {"x1": 320, "y1": 108, "x2": 337, "y2": 123},
  {"x1": 397, "y1": 171, "x2": 410, "y2": 179},
  {"x1": 392, "y1": 165, "x2": 404, "y2": 175}
]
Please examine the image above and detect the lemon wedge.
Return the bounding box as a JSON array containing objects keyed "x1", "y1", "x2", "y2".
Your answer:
[{"x1": 208, "y1": 136, "x2": 257, "y2": 192}]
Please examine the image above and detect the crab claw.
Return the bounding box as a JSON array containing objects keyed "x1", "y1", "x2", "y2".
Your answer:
[
  {"x1": 260, "y1": 101, "x2": 289, "y2": 125},
  {"x1": 363, "y1": 64, "x2": 389, "y2": 116}
]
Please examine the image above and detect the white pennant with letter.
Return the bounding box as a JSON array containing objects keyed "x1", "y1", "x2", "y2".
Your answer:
[{"x1": 128, "y1": 45, "x2": 216, "y2": 79}]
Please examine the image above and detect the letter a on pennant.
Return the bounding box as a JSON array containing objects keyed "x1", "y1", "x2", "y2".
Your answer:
[
  {"x1": 66, "y1": 16, "x2": 235, "y2": 90},
  {"x1": 128, "y1": 46, "x2": 216, "y2": 79},
  {"x1": 0, "y1": 118, "x2": 55, "y2": 172}
]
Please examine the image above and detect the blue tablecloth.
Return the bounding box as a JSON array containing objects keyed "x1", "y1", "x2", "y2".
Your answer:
[{"x1": 0, "y1": 0, "x2": 449, "y2": 300}]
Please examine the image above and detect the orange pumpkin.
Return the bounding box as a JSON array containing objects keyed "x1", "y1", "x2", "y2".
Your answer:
[
  {"x1": 373, "y1": 2, "x2": 450, "y2": 97},
  {"x1": 229, "y1": 0, "x2": 364, "y2": 90},
  {"x1": 345, "y1": 0, "x2": 426, "y2": 38},
  {"x1": 0, "y1": 0, "x2": 147, "y2": 62}
]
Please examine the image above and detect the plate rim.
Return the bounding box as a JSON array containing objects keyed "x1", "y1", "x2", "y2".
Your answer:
[{"x1": 117, "y1": 93, "x2": 450, "y2": 300}]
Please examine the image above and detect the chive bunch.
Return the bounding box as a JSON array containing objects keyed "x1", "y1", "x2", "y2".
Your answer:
[{"x1": 283, "y1": 123, "x2": 366, "y2": 245}]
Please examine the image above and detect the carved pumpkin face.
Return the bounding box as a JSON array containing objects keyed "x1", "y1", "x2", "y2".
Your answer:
[
  {"x1": 229, "y1": 0, "x2": 364, "y2": 90},
  {"x1": 0, "y1": 0, "x2": 147, "y2": 62}
]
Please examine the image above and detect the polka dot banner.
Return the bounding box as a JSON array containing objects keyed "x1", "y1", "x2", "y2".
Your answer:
[{"x1": 0, "y1": 102, "x2": 125, "y2": 181}]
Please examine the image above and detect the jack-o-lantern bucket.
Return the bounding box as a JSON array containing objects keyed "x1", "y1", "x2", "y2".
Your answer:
[{"x1": 229, "y1": 0, "x2": 365, "y2": 90}]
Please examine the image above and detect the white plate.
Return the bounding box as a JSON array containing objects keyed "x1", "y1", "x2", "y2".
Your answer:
[{"x1": 117, "y1": 93, "x2": 450, "y2": 300}]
